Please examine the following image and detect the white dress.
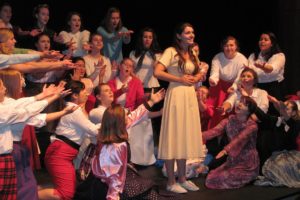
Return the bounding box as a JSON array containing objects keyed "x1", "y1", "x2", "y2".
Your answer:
[
  {"x1": 114, "y1": 78, "x2": 156, "y2": 165},
  {"x1": 158, "y1": 47, "x2": 203, "y2": 159}
]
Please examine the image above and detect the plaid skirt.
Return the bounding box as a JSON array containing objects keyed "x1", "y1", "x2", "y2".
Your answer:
[
  {"x1": 0, "y1": 153, "x2": 17, "y2": 200},
  {"x1": 78, "y1": 143, "x2": 97, "y2": 181}
]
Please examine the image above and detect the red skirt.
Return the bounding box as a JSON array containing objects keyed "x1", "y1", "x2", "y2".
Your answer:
[
  {"x1": 207, "y1": 79, "x2": 232, "y2": 129},
  {"x1": 44, "y1": 140, "x2": 78, "y2": 200},
  {"x1": 0, "y1": 153, "x2": 17, "y2": 200},
  {"x1": 21, "y1": 125, "x2": 41, "y2": 170}
]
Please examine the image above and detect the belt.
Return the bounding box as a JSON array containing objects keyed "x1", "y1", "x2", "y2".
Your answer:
[{"x1": 55, "y1": 134, "x2": 80, "y2": 150}]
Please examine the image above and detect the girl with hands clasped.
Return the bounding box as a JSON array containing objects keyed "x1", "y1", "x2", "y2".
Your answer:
[
  {"x1": 202, "y1": 96, "x2": 259, "y2": 189},
  {"x1": 154, "y1": 22, "x2": 203, "y2": 193}
]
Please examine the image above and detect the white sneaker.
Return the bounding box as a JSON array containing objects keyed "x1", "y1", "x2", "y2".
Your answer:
[
  {"x1": 179, "y1": 180, "x2": 199, "y2": 191},
  {"x1": 166, "y1": 183, "x2": 188, "y2": 193}
]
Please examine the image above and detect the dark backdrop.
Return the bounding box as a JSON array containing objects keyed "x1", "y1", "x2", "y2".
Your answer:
[{"x1": 7, "y1": 0, "x2": 300, "y2": 95}]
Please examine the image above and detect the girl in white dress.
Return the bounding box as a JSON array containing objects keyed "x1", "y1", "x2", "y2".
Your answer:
[{"x1": 154, "y1": 22, "x2": 203, "y2": 193}]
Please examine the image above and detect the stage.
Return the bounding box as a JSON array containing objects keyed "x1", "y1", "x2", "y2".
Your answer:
[{"x1": 36, "y1": 165, "x2": 300, "y2": 200}]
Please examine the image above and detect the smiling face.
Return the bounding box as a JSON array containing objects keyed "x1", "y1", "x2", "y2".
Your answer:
[
  {"x1": 0, "y1": 30, "x2": 16, "y2": 54},
  {"x1": 223, "y1": 39, "x2": 237, "y2": 59},
  {"x1": 177, "y1": 25, "x2": 195, "y2": 47},
  {"x1": 259, "y1": 34, "x2": 272, "y2": 53}
]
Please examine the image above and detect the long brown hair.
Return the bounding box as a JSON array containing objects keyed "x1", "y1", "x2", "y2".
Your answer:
[
  {"x1": 98, "y1": 104, "x2": 128, "y2": 144},
  {"x1": 173, "y1": 22, "x2": 199, "y2": 75},
  {"x1": 0, "y1": 69, "x2": 22, "y2": 99}
]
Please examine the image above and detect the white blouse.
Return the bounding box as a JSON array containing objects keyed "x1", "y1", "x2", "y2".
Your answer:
[
  {"x1": 0, "y1": 97, "x2": 48, "y2": 154},
  {"x1": 89, "y1": 105, "x2": 107, "y2": 124},
  {"x1": 209, "y1": 52, "x2": 248, "y2": 84},
  {"x1": 1, "y1": 97, "x2": 47, "y2": 142},
  {"x1": 225, "y1": 88, "x2": 269, "y2": 113},
  {"x1": 54, "y1": 102, "x2": 100, "y2": 145},
  {"x1": 248, "y1": 52, "x2": 285, "y2": 83}
]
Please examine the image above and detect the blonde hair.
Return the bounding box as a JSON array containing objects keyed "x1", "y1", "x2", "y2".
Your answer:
[
  {"x1": 0, "y1": 28, "x2": 14, "y2": 54},
  {"x1": 0, "y1": 69, "x2": 22, "y2": 99}
]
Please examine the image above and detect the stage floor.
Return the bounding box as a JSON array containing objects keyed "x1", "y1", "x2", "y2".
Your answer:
[{"x1": 36, "y1": 165, "x2": 300, "y2": 200}]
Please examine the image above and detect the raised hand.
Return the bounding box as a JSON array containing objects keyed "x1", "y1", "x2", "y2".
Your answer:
[
  {"x1": 61, "y1": 59, "x2": 76, "y2": 70},
  {"x1": 35, "y1": 84, "x2": 57, "y2": 100},
  {"x1": 268, "y1": 94, "x2": 281, "y2": 112},
  {"x1": 111, "y1": 60, "x2": 118, "y2": 72},
  {"x1": 121, "y1": 83, "x2": 128, "y2": 93},
  {"x1": 29, "y1": 29, "x2": 42, "y2": 37},
  {"x1": 149, "y1": 88, "x2": 165, "y2": 104},
  {"x1": 227, "y1": 87, "x2": 235, "y2": 94},
  {"x1": 267, "y1": 94, "x2": 279, "y2": 104},
  {"x1": 53, "y1": 33, "x2": 64, "y2": 43},
  {"x1": 209, "y1": 78, "x2": 217, "y2": 87},
  {"x1": 66, "y1": 38, "x2": 76, "y2": 53},
  {"x1": 238, "y1": 85, "x2": 248, "y2": 97},
  {"x1": 41, "y1": 50, "x2": 64, "y2": 60},
  {"x1": 216, "y1": 106, "x2": 226, "y2": 116},
  {"x1": 254, "y1": 61, "x2": 266, "y2": 70},
  {"x1": 82, "y1": 43, "x2": 91, "y2": 51},
  {"x1": 63, "y1": 105, "x2": 79, "y2": 114},
  {"x1": 215, "y1": 150, "x2": 227, "y2": 159},
  {"x1": 124, "y1": 30, "x2": 134, "y2": 37}
]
